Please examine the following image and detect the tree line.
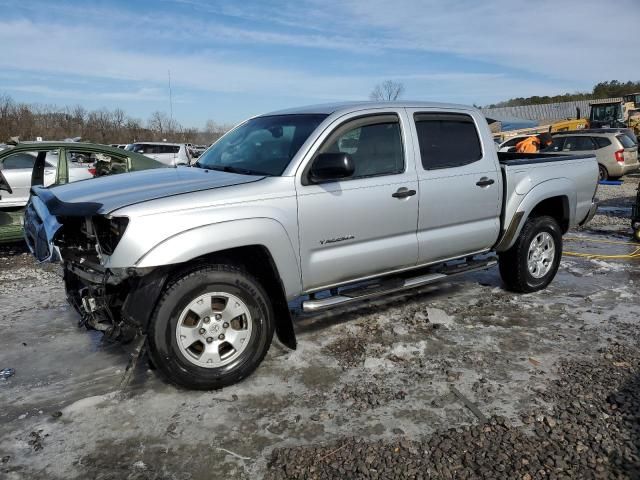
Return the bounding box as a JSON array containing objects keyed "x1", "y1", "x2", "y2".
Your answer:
[
  {"x1": 0, "y1": 94, "x2": 232, "y2": 145},
  {"x1": 483, "y1": 80, "x2": 640, "y2": 108}
]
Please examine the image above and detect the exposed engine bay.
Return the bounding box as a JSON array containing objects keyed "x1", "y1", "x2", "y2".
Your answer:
[{"x1": 26, "y1": 206, "x2": 166, "y2": 342}]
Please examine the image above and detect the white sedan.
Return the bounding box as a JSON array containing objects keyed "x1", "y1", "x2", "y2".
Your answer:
[{"x1": 0, "y1": 150, "x2": 93, "y2": 208}]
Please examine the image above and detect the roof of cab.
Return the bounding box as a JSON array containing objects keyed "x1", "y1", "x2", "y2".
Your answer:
[{"x1": 264, "y1": 101, "x2": 475, "y2": 117}]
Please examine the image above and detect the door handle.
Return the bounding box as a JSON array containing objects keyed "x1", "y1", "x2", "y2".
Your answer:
[
  {"x1": 476, "y1": 177, "x2": 495, "y2": 187},
  {"x1": 392, "y1": 187, "x2": 416, "y2": 199}
]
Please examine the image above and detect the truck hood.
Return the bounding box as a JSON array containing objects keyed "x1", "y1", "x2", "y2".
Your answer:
[{"x1": 32, "y1": 167, "x2": 265, "y2": 216}]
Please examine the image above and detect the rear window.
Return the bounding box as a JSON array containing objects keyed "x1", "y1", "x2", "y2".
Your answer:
[
  {"x1": 617, "y1": 134, "x2": 636, "y2": 149},
  {"x1": 594, "y1": 137, "x2": 612, "y2": 149},
  {"x1": 414, "y1": 113, "x2": 482, "y2": 170}
]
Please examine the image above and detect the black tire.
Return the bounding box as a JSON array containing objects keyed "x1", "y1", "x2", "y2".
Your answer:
[
  {"x1": 498, "y1": 216, "x2": 562, "y2": 293},
  {"x1": 148, "y1": 264, "x2": 274, "y2": 390},
  {"x1": 634, "y1": 228, "x2": 640, "y2": 243},
  {"x1": 598, "y1": 164, "x2": 608, "y2": 181}
]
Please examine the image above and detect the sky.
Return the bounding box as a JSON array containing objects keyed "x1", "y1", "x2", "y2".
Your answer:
[{"x1": 0, "y1": 0, "x2": 638, "y2": 128}]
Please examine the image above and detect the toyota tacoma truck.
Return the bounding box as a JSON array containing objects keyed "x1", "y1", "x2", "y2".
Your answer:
[{"x1": 23, "y1": 102, "x2": 599, "y2": 390}]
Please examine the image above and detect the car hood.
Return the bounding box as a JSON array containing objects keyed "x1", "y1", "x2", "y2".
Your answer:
[{"x1": 32, "y1": 167, "x2": 265, "y2": 216}]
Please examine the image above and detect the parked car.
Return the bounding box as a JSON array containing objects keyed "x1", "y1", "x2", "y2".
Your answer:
[
  {"x1": 23, "y1": 101, "x2": 598, "y2": 390},
  {"x1": 497, "y1": 135, "x2": 536, "y2": 152},
  {"x1": 125, "y1": 142, "x2": 192, "y2": 166},
  {"x1": 0, "y1": 142, "x2": 165, "y2": 242},
  {"x1": 549, "y1": 128, "x2": 638, "y2": 145},
  {"x1": 547, "y1": 131, "x2": 639, "y2": 180},
  {"x1": 190, "y1": 145, "x2": 207, "y2": 158}
]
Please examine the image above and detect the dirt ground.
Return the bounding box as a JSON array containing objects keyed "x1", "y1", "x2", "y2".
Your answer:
[{"x1": 0, "y1": 177, "x2": 639, "y2": 479}]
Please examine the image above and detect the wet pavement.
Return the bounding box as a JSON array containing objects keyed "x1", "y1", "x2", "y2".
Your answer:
[{"x1": 0, "y1": 228, "x2": 638, "y2": 479}]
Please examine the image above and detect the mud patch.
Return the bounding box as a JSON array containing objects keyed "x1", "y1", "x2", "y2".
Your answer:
[{"x1": 322, "y1": 334, "x2": 367, "y2": 368}]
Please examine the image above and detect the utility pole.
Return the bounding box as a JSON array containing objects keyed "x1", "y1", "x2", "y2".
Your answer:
[{"x1": 168, "y1": 69, "x2": 174, "y2": 126}]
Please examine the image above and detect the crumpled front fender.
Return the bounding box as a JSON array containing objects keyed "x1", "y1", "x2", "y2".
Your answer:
[{"x1": 23, "y1": 195, "x2": 63, "y2": 263}]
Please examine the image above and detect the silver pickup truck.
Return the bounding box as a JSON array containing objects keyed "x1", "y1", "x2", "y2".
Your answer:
[{"x1": 23, "y1": 102, "x2": 599, "y2": 389}]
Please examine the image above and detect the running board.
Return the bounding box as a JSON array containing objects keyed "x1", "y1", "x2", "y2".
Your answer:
[{"x1": 302, "y1": 258, "x2": 497, "y2": 313}]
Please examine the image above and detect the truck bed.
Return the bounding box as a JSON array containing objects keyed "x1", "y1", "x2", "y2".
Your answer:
[
  {"x1": 497, "y1": 151, "x2": 598, "y2": 245},
  {"x1": 498, "y1": 152, "x2": 592, "y2": 166}
]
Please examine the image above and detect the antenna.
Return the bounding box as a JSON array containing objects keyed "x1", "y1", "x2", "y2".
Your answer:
[{"x1": 168, "y1": 69, "x2": 173, "y2": 125}]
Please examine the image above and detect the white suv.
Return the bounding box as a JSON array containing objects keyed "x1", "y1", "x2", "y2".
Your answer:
[{"x1": 125, "y1": 142, "x2": 191, "y2": 166}]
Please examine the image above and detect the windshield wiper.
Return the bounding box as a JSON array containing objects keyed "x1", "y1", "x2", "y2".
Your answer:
[{"x1": 207, "y1": 165, "x2": 272, "y2": 176}]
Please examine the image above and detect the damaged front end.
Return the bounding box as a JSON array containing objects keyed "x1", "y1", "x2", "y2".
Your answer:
[{"x1": 24, "y1": 188, "x2": 167, "y2": 342}]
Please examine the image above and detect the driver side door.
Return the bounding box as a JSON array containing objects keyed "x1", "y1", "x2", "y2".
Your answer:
[{"x1": 296, "y1": 110, "x2": 419, "y2": 292}]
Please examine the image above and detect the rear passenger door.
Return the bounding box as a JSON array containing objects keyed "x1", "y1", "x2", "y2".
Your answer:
[
  {"x1": 407, "y1": 110, "x2": 501, "y2": 264},
  {"x1": 296, "y1": 111, "x2": 419, "y2": 291}
]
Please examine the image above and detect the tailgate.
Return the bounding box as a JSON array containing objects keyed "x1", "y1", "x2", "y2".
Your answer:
[{"x1": 623, "y1": 146, "x2": 638, "y2": 164}]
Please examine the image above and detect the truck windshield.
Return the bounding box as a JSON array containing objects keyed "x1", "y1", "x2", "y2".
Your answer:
[{"x1": 195, "y1": 114, "x2": 327, "y2": 176}]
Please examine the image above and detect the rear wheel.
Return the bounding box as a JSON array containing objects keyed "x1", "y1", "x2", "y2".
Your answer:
[
  {"x1": 499, "y1": 216, "x2": 562, "y2": 293},
  {"x1": 148, "y1": 265, "x2": 274, "y2": 390},
  {"x1": 598, "y1": 164, "x2": 608, "y2": 181}
]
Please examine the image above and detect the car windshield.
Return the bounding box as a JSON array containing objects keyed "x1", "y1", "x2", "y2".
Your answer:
[{"x1": 195, "y1": 114, "x2": 327, "y2": 176}]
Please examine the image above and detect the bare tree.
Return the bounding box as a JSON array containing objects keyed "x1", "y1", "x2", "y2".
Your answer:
[
  {"x1": 148, "y1": 111, "x2": 168, "y2": 136},
  {"x1": 0, "y1": 93, "x2": 226, "y2": 144},
  {"x1": 370, "y1": 80, "x2": 405, "y2": 101}
]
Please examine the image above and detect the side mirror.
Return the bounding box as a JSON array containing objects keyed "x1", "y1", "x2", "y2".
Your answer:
[{"x1": 309, "y1": 153, "x2": 354, "y2": 183}]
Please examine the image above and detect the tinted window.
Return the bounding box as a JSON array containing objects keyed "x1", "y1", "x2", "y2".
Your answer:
[
  {"x1": 617, "y1": 134, "x2": 636, "y2": 149},
  {"x1": 127, "y1": 143, "x2": 178, "y2": 154},
  {"x1": 546, "y1": 137, "x2": 565, "y2": 152},
  {"x1": 320, "y1": 116, "x2": 404, "y2": 178},
  {"x1": 197, "y1": 114, "x2": 327, "y2": 176},
  {"x1": 562, "y1": 136, "x2": 595, "y2": 151},
  {"x1": 158, "y1": 145, "x2": 180, "y2": 154},
  {"x1": 414, "y1": 113, "x2": 482, "y2": 170},
  {"x1": 594, "y1": 137, "x2": 612, "y2": 149},
  {"x1": 1, "y1": 152, "x2": 36, "y2": 169}
]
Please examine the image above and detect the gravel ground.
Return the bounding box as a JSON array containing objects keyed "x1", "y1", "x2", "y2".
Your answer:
[
  {"x1": 585, "y1": 174, "x2": 639, "y2": 231},
  {"x1": 267, "y1": 342, "x2": 640, "y2": 479}
]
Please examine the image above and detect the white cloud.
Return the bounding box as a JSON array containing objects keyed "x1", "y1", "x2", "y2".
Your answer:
[
  {"x1": 0, "y1": 0, "x2": 635, "y2": 122},
  {"x1": 3, "y1": 84, "x2": 169, "y2": 102},
  {"x1": 337, "y1": 0, "x2": 640, "y2": 83}
]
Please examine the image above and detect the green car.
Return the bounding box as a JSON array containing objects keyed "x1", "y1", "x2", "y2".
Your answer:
[{"x1": 0, "y1": 142, "x2": 165, "y2": 243}]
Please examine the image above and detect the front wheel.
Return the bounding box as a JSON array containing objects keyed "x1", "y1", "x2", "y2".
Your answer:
[
  {"x1": 499, "y1": 216, "x2": 562, "y2": 293},
  {"x1": 148, "y1": 265, "x2": 274, "y2": 390}
]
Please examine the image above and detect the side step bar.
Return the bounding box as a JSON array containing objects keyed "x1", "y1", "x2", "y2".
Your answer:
[{"x1": 302, "y1": 257, "x2": 497, "y2": 313}]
